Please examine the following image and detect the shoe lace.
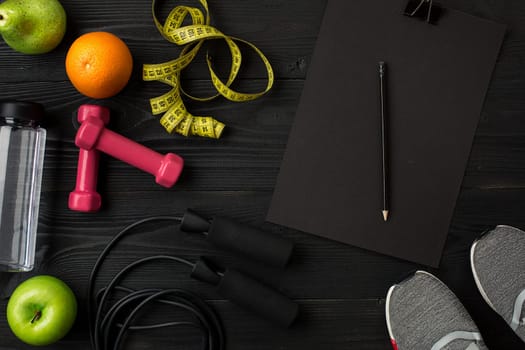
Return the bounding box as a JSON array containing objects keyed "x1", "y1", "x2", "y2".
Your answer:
[
  {"x1": 511, "y1": 288, "x2": 525, "y2": 331},
  {"x1": 431, "y1": 331, "x2": 483, "y2": 350}
]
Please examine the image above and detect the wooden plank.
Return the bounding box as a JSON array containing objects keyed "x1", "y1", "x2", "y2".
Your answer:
[
  {"x1": 0, "y1": 80, "x2": 298, "y2": 141},
  {"x1": 0, "y1": 79, "x2": 524, "y2": 193},
  {"x1": 0, "y1": 298, "x2": 392, "y2": 350},
  {"x1": 0, "y1": 0, "x2": 328, "y2": 82},
  {"x1": 0, "y1": 296, "x2": 520, "y2": 349},
  {"x1": 0, "y1": 0, "x2": 522, "y2": 83},
  {"x1": 23, "y1": 187, "x2": 525, "y2": 302}
]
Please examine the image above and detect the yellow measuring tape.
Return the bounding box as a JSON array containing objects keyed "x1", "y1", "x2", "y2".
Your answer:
[{"x1": 143, "y1": 0, "x2": 274, "y2": 138}]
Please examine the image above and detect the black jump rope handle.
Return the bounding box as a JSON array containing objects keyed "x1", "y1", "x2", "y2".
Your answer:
[
  {"x1": 181, "y1": 209, "x2": 294, "y2": 268},
  {"x1": 192, "y1": 259, "x2": 299, "y2": 327}
]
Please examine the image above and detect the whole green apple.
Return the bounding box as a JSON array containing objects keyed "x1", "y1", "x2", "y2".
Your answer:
[
  {"x1": 6, "y1": 275, "x2": 77, "y2": 346},
  {"x1": 0, "y1": 0, "x2": 67, "y2": 54}
]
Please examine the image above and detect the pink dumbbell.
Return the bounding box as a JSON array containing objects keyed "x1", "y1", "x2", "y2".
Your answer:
[
  {"x1": 75, "y1": 116, "x2": 184, "y2": 188},
  {"x1": 69, "y1": 105, "x2": 110, "y2": 212}
]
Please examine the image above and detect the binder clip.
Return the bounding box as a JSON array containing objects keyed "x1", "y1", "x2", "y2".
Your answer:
[{"x1": 404, "y1": 0, "x2": 444, "y2": 24}]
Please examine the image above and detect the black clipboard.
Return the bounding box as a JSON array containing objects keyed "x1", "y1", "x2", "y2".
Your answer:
[{"x1": 267, "y1": 0, "x2": 506, "y2": 267}]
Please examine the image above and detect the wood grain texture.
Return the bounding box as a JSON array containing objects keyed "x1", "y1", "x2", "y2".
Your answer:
[{"x1": 0, "y1": 0, "x2": 524, "y2": 349}]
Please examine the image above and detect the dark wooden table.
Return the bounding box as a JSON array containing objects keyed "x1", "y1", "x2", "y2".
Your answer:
[{"x1": 0, "y1": 0, "x2": 524, "y2": 349}]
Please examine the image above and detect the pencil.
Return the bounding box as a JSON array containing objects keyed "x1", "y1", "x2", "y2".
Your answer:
[{"x1": 379, "y1": 61, "x2": 389, "y2": 222}]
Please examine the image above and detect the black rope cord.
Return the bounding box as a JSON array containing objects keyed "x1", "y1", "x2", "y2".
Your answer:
[{"x1": 87, "y1": 216, "x2": 225, "y2": 350}]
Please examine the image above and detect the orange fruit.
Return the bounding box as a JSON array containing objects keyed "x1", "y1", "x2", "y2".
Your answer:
[{"x1": 65, "y1": 32, "x2": 133, "y2": 99}]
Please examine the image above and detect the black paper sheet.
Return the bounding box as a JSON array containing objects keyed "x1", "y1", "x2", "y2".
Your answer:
[{"x1": 267, "y1": 0, "x2": 505, "y2": 267}]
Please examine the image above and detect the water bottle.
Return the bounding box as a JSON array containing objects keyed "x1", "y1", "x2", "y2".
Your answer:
[{"x1": 0, "y1": 101, "x2": 46, "y2": 272}]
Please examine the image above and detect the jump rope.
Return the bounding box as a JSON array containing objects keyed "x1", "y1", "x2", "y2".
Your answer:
[
  {"x1": 73, "y1": 109, "x2": 298, "y2": 348},
  {"x1": 87, "y1": 209, "x2": 298, "y2": 350}
]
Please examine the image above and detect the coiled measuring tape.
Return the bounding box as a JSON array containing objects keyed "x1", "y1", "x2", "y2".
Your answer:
[{"x1": 143, "y1": 0, "x2": 274, "y2": 138}]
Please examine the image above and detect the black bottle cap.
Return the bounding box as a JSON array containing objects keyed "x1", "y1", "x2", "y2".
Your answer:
[{"x1": 0, "y1": 101, "x2": 45, "y2": 124}]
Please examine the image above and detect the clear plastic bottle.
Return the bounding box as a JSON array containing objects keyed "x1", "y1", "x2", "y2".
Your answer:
[{"x1": 0, "y1": 102, "x2": 46, "y2": 272}]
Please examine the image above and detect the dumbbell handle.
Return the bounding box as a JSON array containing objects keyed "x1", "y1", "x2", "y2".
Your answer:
[
  {"x1": 69, "y1": 149, "x2": 102, "y2": 212},
  {"x1": 69, "y1": 104, "x2": 110, "y2": 212},
  {"x1": 75, "y1": 150, "x2": 100, "y2": 192},
  {"x1": 96, "y1": 127, "x2": 166, "y2": 175}
]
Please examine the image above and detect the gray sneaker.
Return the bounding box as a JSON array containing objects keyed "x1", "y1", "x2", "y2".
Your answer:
[
  {"x1": 471, "y1": 225, "x2": 525, "y2": 343},
  {"x1": 386, "y1": 270, "x2": 487, "y2": 350}
]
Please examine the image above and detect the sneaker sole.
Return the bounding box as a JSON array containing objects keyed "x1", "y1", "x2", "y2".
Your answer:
[
  {"x1": 470, "y1": 227, "x2": 503, "y2": 313},
  {"x1": 385, "y1": 283, "x2": 398, "y2": 349}
]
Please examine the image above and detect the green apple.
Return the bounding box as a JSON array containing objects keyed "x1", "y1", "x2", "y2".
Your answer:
[
  {"x1": 0, "y1": 0, "x2": 67, "y2": 54},
  {"x1": 6, "y1": 275, "x2": 77, "y2": 346}
]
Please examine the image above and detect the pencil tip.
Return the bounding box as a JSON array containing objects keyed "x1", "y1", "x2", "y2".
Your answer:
[{"x1": 382, "y1": 210, "x2": 389, "y2": 221}]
